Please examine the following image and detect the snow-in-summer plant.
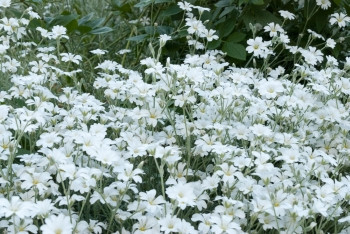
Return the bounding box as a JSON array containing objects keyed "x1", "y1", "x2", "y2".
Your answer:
[{"x1": 0, "y1": 0, "x2": 350, "y2": 233}]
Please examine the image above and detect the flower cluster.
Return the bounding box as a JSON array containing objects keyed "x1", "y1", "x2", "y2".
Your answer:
[{"x1": 0, "y1": 1, "x2": 350, "y2": 234}]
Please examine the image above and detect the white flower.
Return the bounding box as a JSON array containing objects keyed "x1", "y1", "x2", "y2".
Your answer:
[
  {"x1": 60, "y1": 52, "x2": 82, "y2": 64},
  {"x1": 32, "y1": 199, "x2": 58, "y2": 218},
  {"x1": 279, "y1": 33, "x2": 290, "y2": 44},
  {"x1": 0, "y1": 0, "x2": 11, "y2": 8},
  {"x1": 201, "y1": 28, "x2": 218, "y2": 41},
  {"x1": 159, "y1": 215, "x2": 181, "y2": 234},
  {"x1": 258, "y1": 79, "x2": 285, "y2": 99},
  {"x1": 264, "y1": 22, "x2": 284, "y2": 37},
  {"x1": 0, "y1": 105, "x2": 9, "y2": 123},
  {"x1": 329, "y1": 12, "x2": 350, "y2": 28},
  {"x1": 0, "y1": 196, "x2": 32, "y2": 219},
  {"x1": 159, "y1": 34, "x2": 171, "y2": 47},
  {"x1": 1, "y1": 17, "x2": 19, "y2": 33},
  {"x1": 300, "y1": 46, "x2": 323, "y2": 65},
  {"x1": 279, "y1": 10, "x2": 295, "y2": 20},
  {"x1": 166, "y1": 182, "x2": 196, "y2": 210},
  {"x1": 178, "y1": 1, "x2": 193, "y2": 12},
  {"x1": 230, "y1": 123, "x2": 251, "y2": 140},
  {"x1": 95, "y1": 60, "x2": 118, "y2": 71},
  {"x1": 36, "y1": 132, "x2": 61, "y2": 148},
  {"x1": 90, "y1": 49, "x2": 107, "y2": 55},
  {"x1": 326, "y1": 38, "x2": 336, "y2": 48},
  {"x1": 186, "y1": 17, "x2": 206, "y2": 36},
  {"x1": 116, "y1": 49, "x2": 131, "y2": 55},
  {"x1": 276, "y1": 147, "x2": 301, "y2": 163},
  {"x1": 194, "y1": 5, "x2": 210, "y2": 14},
  {"x1": 246, "y1": 37, "x2": 271, "y2": 58},
  {"x1": 307, "y1": 29, "x2": 325, "y2": 40},
  {"x1": 326, "y1": 55, "x2": 338, "y2": 66},
  {"x1": 3, "y1": 57, "x2": 20, "y2": 73},
  {"x1": 211, "y1": 215, "x2": 242, "y2": 233},
  {"x1": 40, "y1": 214, "x2": 74, "y2": 234},
  {"x1": 51, "y1": 25, "x2": 69, "y2": 39},
  {"x1": 139, "y1": 189, "x2": 165, "y2": 213},
  {"x1": 316, "y1": 0, "x2": 331, "y2": 9},
  {"x1": 0, "y1": 44, "x2": 9, "y2": 54},
  {"x1": 27, "y1": 9, "x2": 41, "y2": 19},
  {"x1": 20, "y1": 171, "x2": 52, "y2": 195},
  {"x1": 250, "y1": 124, "x2": 272, "y2": 137},
  {"x1": 133, "y1": 216, "x2": 159, "y2": 233}
]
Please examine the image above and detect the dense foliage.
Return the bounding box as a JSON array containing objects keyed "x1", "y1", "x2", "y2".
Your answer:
[{"x1": 0, "y1": 0, "x2": 350, "y2": 233}]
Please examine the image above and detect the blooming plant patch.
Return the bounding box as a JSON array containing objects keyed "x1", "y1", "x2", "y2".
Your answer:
[{"x1": 0, "y1": 0, "x2": 350, "y2": 233}]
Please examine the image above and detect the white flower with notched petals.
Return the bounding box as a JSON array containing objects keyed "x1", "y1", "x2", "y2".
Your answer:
[
  {"x1": 316, "y1": 0, "x2": 331, "y2": 10},
  {"x1": 329, "y1": 12, "x2": 350, "y2": 28},
  {"x1": 40, "y1": 214, "x2": 73, "y2": 234},
  {"x1": 258, "y1": 79, "x2": 285, "y2": 99},
  {"x1": 159, "y1": 34, "x2": 171, "y2": 47},
  {"x1": 90, "y1": 49, "x2": 107, "y2": 55},
  {"x1": 279, "y1": 10, "x2": 295, "y2": 20},
  {"x1": 0, "y1": 0, "x2": 11, "y2": 8},
  {"x1": 159, "y1": 215, "x2": 181, "y2": 234},
  {"x1": 51, "y1": 25, "x2": 68, "y2": 39},
  {"x1": 166, "y1": 182, "x2": 196, "y2": 210},
  {"x1": 246, "y1": 37, "x2": 271, "y2": 58},
  {"x1": 300, "y1": 46, "x2": 323, "y2": 65},
  {"x1": 264, "y1": 22, "x2": 284, "y2": 37},
  {"x1": 250, "y1": 124, "x2": 273, "y2": 137},
  {"x1": 0, "y1": 44, "x2": 9, "y2": 54},
  {"x1": 0, "y1": 196, "x2": 32, "y2": 219},
  {"x1": 116, "y1": 49, "x2": 131, "y2": 55},
  {"x1": 178, "y1": 1, "x2": 193, "y2": 12},
  {"x1": 36, "y1": 132, "x2": 62, "y2": 148},
  {"x1": 186, "y1": 17, "x2": 206, "y2": 36},
  {"x1": 60, "y1": 52, "x2": 82, "y2": 64},
  {"x1": 201, "y1": 28, "x2": 218, "y2": 41},
  {"x1": 1, "y1": 17, "x2": 18, "y2": 34},
  {"x1": 326, "y1": 38, "x2": 336, "y2": 48}
]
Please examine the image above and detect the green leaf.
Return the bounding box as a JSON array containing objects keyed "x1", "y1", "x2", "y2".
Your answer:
[
  {"x1": 127, "y1": 34, "x2": 148, "y2": 42},
  {"x1": 144, "y1": 26, "x2": 156, "y2": 34},
  {"x1": 86, "y1": 18, "x2": 105, "y2": 29},
  {"x1": 219, "y1": 6, "x2": 236, "y2": 18},
  {"x1": 222, "y1": 42, "x2": 246, "y2": 60},
  {"x1": 27, "y1": 18, "x2": 43, "y2": 30},
  {"x1": 243, "y1": 9, "x2": 281, "y2": 29},
  {"x1": 215, "y1": 0, "x2": 233, "y2": 8},
  {"x1": 48, "y1": 14, "x2": 78, "y2": 27},
  {"x1": 227, "y1": 32, "x2": 246, "y2": 42},
  {"x1": 217, "y1": 16, "x2": 236, "y2": 38},
  {"x1": 208, "y1": 40, "x2": 221, "y2": 50},
  {"x1": 78, "y1": 13, "x2": 94, "y2": 25},
  {"x1": 332, "y1": 44, "x2": 341, "y2": 58},
  {"x1": 89, "y1": 27, "x2": 113, "y2": 34},
  {"x1": 332, "y1": 0, "x2": 342, "y2": 6},
  {"x1": 111, "y1": 0, "x2": 132, "y2": 12},
  {"x1": 134, "y1": 0, "x2": 153, "y2": 8},
  {"x1": 73, "y1": 3, "x2": 82, "y2": 15},
  {"x1": 155, "y1": 0, "x2": 173, "y2": 3},
  {"x1": 77, "y1": 25, "x2": 92, "y2": 34},
  {"x1": 251, "y1": 0, "x2": 264, "y2": 5},
  {"x1": 177, "y1": 29, "x2": 188, "y2": 38},
  {"x1": 159, "y1": 4, "x2": 182, "y2": 17},
  {"x1": 239, "y1": 0, "x2": 249, "y2": 5},
  {"x1": 66, "y1": 19, "x2": 79, "y2": 33},
  {"x1": 157, "y1": 26, "x2": 174, "y2": 34},
  {"x1": 211, "y1": 8, "x2": 222, "y2": 21},
  {"x1": 28, "y1": 0, "x2": 42, "y2": 4},
  {"x1": 17, "y1": 148, "x2": 31, "y2": 156}
]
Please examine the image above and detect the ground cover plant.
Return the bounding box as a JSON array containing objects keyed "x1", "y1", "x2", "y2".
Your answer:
[{"x1": 1, "y1": 0, "x2": 350, "y2": 233}]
